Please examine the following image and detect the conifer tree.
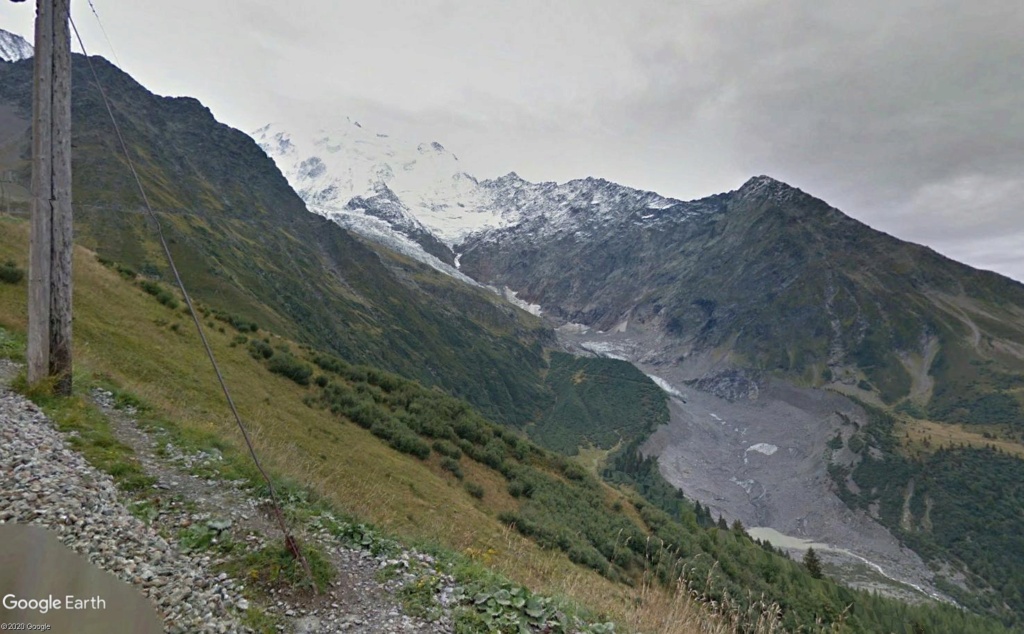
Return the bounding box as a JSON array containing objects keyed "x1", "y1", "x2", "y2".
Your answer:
[{"x1": 803, "y1": 547, "x2": 824, "y2": 579}]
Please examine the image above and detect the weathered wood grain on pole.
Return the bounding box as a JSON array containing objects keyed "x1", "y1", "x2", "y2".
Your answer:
[
  {"x1": 49, "y1": 0, "x2": 73, "y2": 394},
  {"x1": 27, "y1": 0, "x2": 73, "y2": 393},
  {"x1": 28, "y1": 0, "x2": 54, "y2": 386}
]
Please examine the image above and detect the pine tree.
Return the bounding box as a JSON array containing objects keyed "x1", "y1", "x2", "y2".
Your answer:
[{"x1": 803, "y1": 547, "x2": 824, "y2": 579}]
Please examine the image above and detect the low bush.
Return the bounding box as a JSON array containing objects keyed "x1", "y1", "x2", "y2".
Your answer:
[
  {"x1": 212, "y1": 310, "x2": 259, "y2": 333},
  {"x1": 0, "y1": 260, "x2": 24, "y2": 285},
  {"x1": 432, "y1": 439, "x2": 462, "y2": 459},
  {"x1": 138, "y1": 280, "x2": 179, "y2": 309},
  {"x1": 389, "y1": 433, "x2": 431, "y2": 459},
  {"x1": 440, "y1": 457, "x2": 464, "y2": 479},
  {"x1": 267, "y1": 353, "x2": 313, "y2": 386},
  {"x1": 248, "y1": 339, "x2": 274, "y2": 360}
]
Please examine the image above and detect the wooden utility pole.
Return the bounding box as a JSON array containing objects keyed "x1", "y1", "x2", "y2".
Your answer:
[{"x1": 27, "y1": 0, "x2": 73, "y2": 395}]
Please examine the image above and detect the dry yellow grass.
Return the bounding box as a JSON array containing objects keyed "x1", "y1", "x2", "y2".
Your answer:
[
  {"x1": 0, "y1": 216, "x2": 745, "y2": 632},
  {"x1": 898, "y1": 416, "x2": 1024, "y2": 460}
]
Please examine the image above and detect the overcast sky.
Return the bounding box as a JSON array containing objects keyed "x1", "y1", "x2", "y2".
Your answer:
[{"x1": 2, "y1": 0, "x2": 1022, "y2": 281}]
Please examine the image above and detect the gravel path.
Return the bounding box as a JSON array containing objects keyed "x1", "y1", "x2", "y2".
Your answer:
[
  {"x1": 0, "y1": 361, "x2": 455, "y2": 633},
  {"x1": 0, "y1": 380, "x2": 247, "y2": 632}
]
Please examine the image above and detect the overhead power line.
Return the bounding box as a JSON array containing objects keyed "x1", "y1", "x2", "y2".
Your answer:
[
  {"x1": 67, "y1": 15, "x2": 315, "y2": 589},
  {"x1": 84, "y1": 0, "x2": 123, "y2": 68}
]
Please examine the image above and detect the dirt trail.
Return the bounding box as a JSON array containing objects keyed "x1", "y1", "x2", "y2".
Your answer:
[
  {"x1": 88, "y1": 387, "x2": 453, "y2": 634},
  {"x1": 0, "y1": 354, "x2": 451, "y2": 634}
]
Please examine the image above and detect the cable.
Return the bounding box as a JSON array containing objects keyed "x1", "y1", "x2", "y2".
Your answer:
[
  {"x1": 67, "y1": 16, "x2": 315, "y2": 590},
  {"x1": 84, "y1": 0, "x2": 122, "y2": 68}
]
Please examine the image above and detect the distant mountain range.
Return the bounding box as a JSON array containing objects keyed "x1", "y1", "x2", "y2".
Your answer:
[
  {"x1": 254, "y1": 121, "x2": 684, "y2": 271},
  {"x1": 258, "y1": 117, "x2": 1024, "y2": 420}
]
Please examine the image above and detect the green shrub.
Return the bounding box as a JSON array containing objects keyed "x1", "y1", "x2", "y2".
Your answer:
[
  {"x1": 560, "y1": 460, "x2": 589, "y2": 482},
  {"x1": 440, "y1": 457, "x2": 464, "y2": 479},
  {"x1": 314, "y1": 354, "x2": 349, "y2": 374},
  {"x1": 388, "y1": 432, "x2": 431, "y2": 459},
  {"x1": 507, "y1": 478, "x2": 535, "y2": 498},
  {"x1": 896, "y1": 401, "x2": 927, "y2": 419},
  {"x1": 225, "y1": 541, "x2": 333, "y2": 593},
  {"x1": 348, "y1": 402, "x2": 389, "y2": 429},
  {"x1": 465, "y1": 482, "x2": 485, "y2": 499},
  {"x1": 248, "y1": 339, "x2": 274, "y2": 360},
  {"x1": 455, "y1": 438, "x2": 475, "y2": 456},
  {"x1": 161, "y1": 293, "x2": 180, "y2": 309},
  {"x1": 432, "y1": 439, "x2": 462, "y2": 459},
  {"x1": 267, "y1": 353, "x2": 313, "y2": 386},
  {"x1": 212, "y1": 310, "x2": 259, "y2": 333},
  {"x1": 847, "y1": 434, "x2": 866, "y2": 454},
  {"x1": 0, "y1": 260, "x2": 25, "y2": 285},
  {"x1": 139, "y1": 279, "x2": 179, "y2": 309}
]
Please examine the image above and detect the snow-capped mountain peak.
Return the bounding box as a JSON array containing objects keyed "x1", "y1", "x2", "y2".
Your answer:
[
  {"x1": 254, "y1": 118, "x2": 696, "y2": 250},
  {"x1": 254, "y1": 119, "x2": 507, "y2": 245},
  {"x1": 0, "y1": 29, "x2": 33, "y2": 63},
  {"x1": 253, "y1": 118, "x2": 700, "y2": 294}
]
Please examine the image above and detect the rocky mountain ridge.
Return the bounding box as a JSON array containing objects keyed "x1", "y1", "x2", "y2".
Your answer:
[
  {"x1": 0, "y1": 29, "x2": 32, "y2": 63},
  {"x1": 254, "y1": 120, "x2": 690, "y2": 269}
]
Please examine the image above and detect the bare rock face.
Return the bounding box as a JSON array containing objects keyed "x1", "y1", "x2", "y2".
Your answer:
[
  {"x1": 686, "y1": 369, "x2": 762, "y2": 402},
  {"x1": 460, "y1": 174, "x2": 1024, "y2": 415}
]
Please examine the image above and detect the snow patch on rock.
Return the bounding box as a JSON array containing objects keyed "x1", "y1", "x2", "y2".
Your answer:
[
  {"x1": 646, "y1": 374, "x2": 684, "y2": 399},
  {"x1": 502, "y1": 288, "x2": 542, "y2": 316},
  {"x1": 746, "y1": 443, "x2": 779, "y2": 456},
  {"x1": 579, "y1": 341, "x2": 628, "y2": 361},
  {"x1": 0, "y1": 29, "x2": 32, "y2": 63}
]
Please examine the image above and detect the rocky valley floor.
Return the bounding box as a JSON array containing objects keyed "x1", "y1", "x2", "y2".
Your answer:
[{"x1": 557, "y1": 327, "x2": 952, "y2": 605}]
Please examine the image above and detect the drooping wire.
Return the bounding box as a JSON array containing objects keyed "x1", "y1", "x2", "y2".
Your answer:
[
  {"x1": 67, "y1": 16, "x2": 316, "y2": 590},
  {"x1": 73, "y1": 0, "x2": 122, "y2": 68}
]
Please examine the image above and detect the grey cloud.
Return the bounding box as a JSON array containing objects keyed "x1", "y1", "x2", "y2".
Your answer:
[
  {"x1": 0, "y1": 0, "x2": 1021, "y2": 280},
  {"x1": 601, "y1": 0, "x2": 1024, "y2": 279}
]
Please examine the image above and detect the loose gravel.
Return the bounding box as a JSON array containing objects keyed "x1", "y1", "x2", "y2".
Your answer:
[
  {"x1": 0, "y1": 386, "x2": 249, "y2": 633},
  {"x1": 0, "y1": 363, "x2": 456, "y2": 633}
]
